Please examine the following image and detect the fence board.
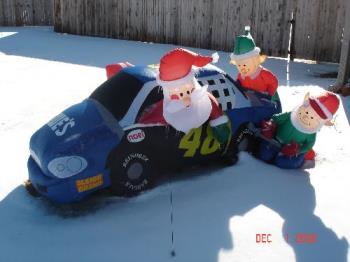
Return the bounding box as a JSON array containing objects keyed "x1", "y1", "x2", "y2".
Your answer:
[
  {"x1": 294, "y1": 0, "x2": 345, "y2": 62},
  {"x1": 1, "y1": 0, "x2": 15, "y2": 25},
  {"x1": 53, "y1": 0, "x2": 293, "y2": 58},
  {"x1": 0, "y1": 0, "x2": 53, "y2": 26},
  {"x1": 0, "y1": 0, "x2": 347, "y2": 63},
  {"x1": 0, "y1": 1, "x2": 3, "y2": 25},
  {"x1": 336, "y1": 0, "x2": 350, "y2": 86}
]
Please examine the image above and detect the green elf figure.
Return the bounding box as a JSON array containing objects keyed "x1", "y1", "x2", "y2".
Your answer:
[
  {"x1": 230, "y1": 26, "x2": 281, "y2": 111},
  {"x1": 258, "y1": 91, "x2": 340, "y2": 169}
]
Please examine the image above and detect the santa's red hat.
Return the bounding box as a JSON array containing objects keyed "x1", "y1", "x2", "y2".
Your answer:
[
  {"x1": 309, "y1": 92, "x2": 339, "y2": 120},
  {"x1": 157, "y1": 48, "x2": 218, "y2": 88}
]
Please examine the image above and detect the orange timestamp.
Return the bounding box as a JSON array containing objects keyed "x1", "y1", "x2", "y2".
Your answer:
[{"x1": 256, "y1": 233, "x2": 318, "y2": 244}]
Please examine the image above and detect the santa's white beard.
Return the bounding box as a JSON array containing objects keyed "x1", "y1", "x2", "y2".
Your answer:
[{"x1": 163, "y1": 86, "x2": 212, "y2": 133}]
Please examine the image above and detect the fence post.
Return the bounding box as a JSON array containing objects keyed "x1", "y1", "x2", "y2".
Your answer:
[
  {"x1": 288, "y1": 12, "x2": 296, "y2": 61},
  {"x1": 336, "y1": 0, "x2": 350, "y2": 87},
  {"x1": 53, "y1": 0, "x2": 62, "y2": 32}
]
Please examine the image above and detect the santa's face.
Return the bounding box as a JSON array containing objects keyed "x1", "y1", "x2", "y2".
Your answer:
[
  {"x1": 235, "y1": 56, "x2": 261, "y2": 77},
  {"x1": 296, "y1": 104, "x2": 323, "y2": 130},
  {"x1": 168, "y1": 83, "x2": 195, "y2": 107},
  {"x1": 162, "y1": 81, "x2": 212, "y2": 133}
]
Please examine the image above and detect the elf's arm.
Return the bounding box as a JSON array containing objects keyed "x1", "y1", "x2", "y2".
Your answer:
[
  {"x1": 299, "y1": 134, "x2": 316, "y2": 154},
  {"x1": 260, "y1": 111, "x2": 289, "y2": 139},
  {"x1": 271, "y1": 112, "x2": 290, "y2": 125},
  {"x1": 208, "y1": 93, "x2": 229, "y2": 125},
  {"x1": 207, "y1": 93, "x2": 230, "y2": 144},
  {"x1": 261, "y1": 70, "x2": 278, "y2": 96}
]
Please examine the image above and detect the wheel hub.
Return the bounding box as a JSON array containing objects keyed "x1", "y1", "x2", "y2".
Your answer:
[{"x1": 126, "y1": 162, "x2": 143, "y2": 180}]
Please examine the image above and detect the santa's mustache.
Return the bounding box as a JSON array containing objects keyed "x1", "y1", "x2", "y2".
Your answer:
[{"x1": 164, "y1": 86, "x2": 208, "y2": 113}]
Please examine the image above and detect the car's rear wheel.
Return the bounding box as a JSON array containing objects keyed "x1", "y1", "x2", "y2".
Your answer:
[
  {"x1": 221, "y1": 139, "x2": 239, "y2": 166},
  {"x1": 234, "y1": 123, "x2": 257, "y2": 153},
  {"x1": 108, "y1": 150, "x2": 156, "y2": 197}
]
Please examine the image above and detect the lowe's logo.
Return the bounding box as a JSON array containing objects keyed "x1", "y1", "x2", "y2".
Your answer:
[
  {"x1": 47, "y1": 113, "x2": 75, "y2": 137},
  {"x1": 127, "y1": 129, "x2": 145, "y2": 143}
]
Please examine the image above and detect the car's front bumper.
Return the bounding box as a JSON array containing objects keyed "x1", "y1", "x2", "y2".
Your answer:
[{"x1": 28, "y1": 156, "x2": 112, "y2": 203}]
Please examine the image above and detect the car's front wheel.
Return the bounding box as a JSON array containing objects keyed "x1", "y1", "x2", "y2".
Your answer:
[{"x1": 108, "y1": 150, "x2": 156, "y2": 197}]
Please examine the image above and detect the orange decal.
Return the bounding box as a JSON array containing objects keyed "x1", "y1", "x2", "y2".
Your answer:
[{"x1": 76, "y1": 174, "x2": 103, "y2": 193}]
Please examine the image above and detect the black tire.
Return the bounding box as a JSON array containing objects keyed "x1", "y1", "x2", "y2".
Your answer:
[
  {"x1": 222, "y1": 153, "x2": 239, "y2": 166},
  {"x1": 24, "y1": 179, "x2": 40, "y2": 197},
  {"x1": 221, "y1": 139, "x2": 239, "y2": 166},
  {"x1": 234, "y1": 123, "x2": 258, "y2": 153},
  {"x1": 108, "y1": 150, "x2": 157, "y2": 197}
]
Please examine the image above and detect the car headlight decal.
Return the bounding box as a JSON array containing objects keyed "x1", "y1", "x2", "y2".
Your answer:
[{"x1": 48, "y1": 156, "x2": 88, "y2": 178}]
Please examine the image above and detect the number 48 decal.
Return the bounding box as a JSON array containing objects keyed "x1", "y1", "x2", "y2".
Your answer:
[{"x1": 179, "y1": 124, "x2": 221, "y2": 157}]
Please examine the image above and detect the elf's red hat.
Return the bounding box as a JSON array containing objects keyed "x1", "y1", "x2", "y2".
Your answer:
[
  {"x1": 309, "y1": 92, "x2": 339, "y2": 120},
  {"x1": 157, "y1": 48, "x2": 218, "y2": 88}
]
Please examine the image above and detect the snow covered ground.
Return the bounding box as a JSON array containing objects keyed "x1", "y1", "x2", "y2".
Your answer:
[{"x1": 0, "y1": 27, "x2": 349, "y2": 262}]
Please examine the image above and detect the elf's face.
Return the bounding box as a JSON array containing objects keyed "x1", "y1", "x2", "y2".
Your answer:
[
  {"x1": 235, "y1": 56, "x2": 261, "y2": 77},
  {"x1": 296, "y1": 104, "x2": 323, "y2": 129},
  {"x1": 168, "y1": 82, "x2": 195, "y2": 107}
]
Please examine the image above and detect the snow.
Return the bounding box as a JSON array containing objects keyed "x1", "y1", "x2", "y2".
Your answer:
[{"x1": 0, "y1": 26, "x2": 349, "y2": 262}]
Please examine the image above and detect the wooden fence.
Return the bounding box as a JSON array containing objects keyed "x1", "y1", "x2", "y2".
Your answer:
[
  {"x1": 52, "y1": 0, "x2": 346, "y2": 63},
  {"x1": 293, "y1": 0, "x2": 346, "y2": 62},
  {"x1": 0, "y1": 0, "x2": 53, "y2": 26},
  {"x1": 52, "y1": 0, "x2": 293, "y2": 58},
  {"x1": 0, "y1": 0, "x2": 346, "y2": 63}
]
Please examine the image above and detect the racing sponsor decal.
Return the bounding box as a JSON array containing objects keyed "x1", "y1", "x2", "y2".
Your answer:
[
  {"x1": 127, "y1": 129, "x2": 145, "y2": 143},
  {"x1": 122, "y1": 153, "x2": 149, "y2": 191},
  {"x1": 236, "y1": 127, "x2": 254, "y2": 143},
  {"x1": 76, "y1": 174, "x2": 103, "y2": 193},
  {"x1": 122, "y1": 153, "x2": 149, "y2": 168},
  {"x1": 125, "y1": 180, "x2": 148, "y2": 191},
  {"x1": 47, "y1": 113, "x2": 75, "y2": 136}
]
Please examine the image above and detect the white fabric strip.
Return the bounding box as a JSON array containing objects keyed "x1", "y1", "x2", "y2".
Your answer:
[
  {"x1": 209, "y1": 115, "x2": 229, "y2": 127},
  {"x1": 230, "y1": 47, "x2": 261, "y2": 61},
  {"x1": 313, "y1": 98, "x2": 333, "y2": 120},
  {"x1": 156, "y1": 71, "x2": 195, "y2": 88}
]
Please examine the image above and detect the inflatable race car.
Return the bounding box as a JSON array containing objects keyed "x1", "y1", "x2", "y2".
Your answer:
[{"x1": 26, "y1": 63, "x2": 281, "y2": 203}]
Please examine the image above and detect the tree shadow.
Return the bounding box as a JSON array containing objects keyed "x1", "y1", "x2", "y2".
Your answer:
[
  {"x1": 161, "y1": 153, "x2": 349, "y2": 261},
  {"x1": 0, "y1": 26, "x2": 218, "y2": 70},
  {"x1": 0, "y1": 26, "x2": 339, "y2": 90},
  {"x1": 0, "y1": 154, "x2": 347, "y2": 262},
  {"x1": 0, "y1": 26, "x2": 170, "y2": 68}
]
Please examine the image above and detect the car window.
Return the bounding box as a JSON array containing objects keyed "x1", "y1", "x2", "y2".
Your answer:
[
  {"x1": 89, "y1": 71, "x2": 143, "y2": 121},
  {"x1": 136, "y1": 86, "x2": 163, "y2": 122}
]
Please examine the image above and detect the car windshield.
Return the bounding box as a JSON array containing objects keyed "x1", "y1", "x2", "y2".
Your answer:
[{"x1": 89, "y1": 70, "x2": 144, "y2": 121}]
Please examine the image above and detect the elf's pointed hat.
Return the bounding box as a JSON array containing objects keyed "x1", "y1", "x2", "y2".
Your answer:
[
  {"x1": 230, "y1": 26, "x2": 260, "y2": 61},
  {"x1": 309, "y1": 92, "x2": 339, "y2": 120},
  {"x1": 157, "y1": 48, "x2": 218, "y2": 88}
]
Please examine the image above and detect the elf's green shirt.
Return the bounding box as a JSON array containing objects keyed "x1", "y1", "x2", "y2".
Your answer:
[{"x1": 272, "y1": 112, "x2": 316, "y2": 153}]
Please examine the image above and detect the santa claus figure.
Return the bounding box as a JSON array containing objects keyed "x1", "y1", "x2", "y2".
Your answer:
[
  {"x1": 258, "y1": 91, "x2": 340, "y2": 169},
  {"x1": 230, "y1": 27, "x2": 280, "y2": 108},
  {"x1": 139, "y1": 48, "x2": 230, "y2": 145}
]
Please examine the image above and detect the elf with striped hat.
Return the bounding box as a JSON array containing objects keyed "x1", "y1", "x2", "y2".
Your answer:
[
  {"x1": 230, "y1": 26, "x2": 281, "y2": 110},
  {"x1": 259, "y1": 91, "x2": 340, "y2": 169}
]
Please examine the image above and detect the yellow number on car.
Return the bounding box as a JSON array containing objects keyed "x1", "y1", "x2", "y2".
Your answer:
[
  {"x1": 179, "y1": 124, "x2": 222, "y2": 157},
  {"x1": 179, "y1": 127, "x2": 202, "y2": 157},
  {"x1": 200, "y1": 124, "x2": 220, "y2": 155}
]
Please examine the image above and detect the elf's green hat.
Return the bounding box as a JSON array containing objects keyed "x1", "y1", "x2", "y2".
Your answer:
[{"x1": 230, "y1": 26, "x2": 260, "y2": 61}]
